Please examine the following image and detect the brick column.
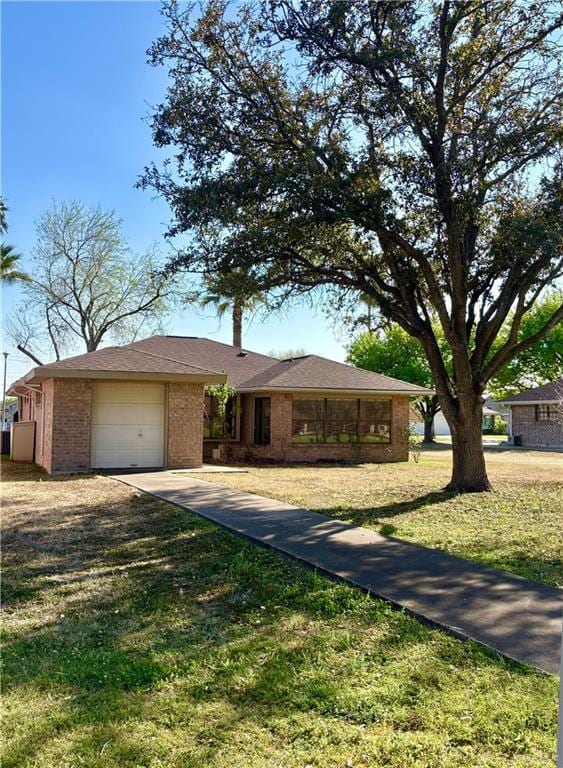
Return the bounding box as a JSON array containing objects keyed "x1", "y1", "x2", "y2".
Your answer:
[
  {"x1": 167, "y1": 383, "x2": 204, "y2": 468},
  {"x1": 49, "y1": 379, "x2": 93, "y2": 473}
]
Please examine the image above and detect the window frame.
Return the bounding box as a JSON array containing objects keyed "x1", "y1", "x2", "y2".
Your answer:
[{"x1": 535, "y1": 404, "x2": 551, "y2": 421}]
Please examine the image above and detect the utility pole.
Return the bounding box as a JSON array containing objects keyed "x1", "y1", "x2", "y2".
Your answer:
[{"x1": 2, "y1": 352, "x2": 8, "y2": 431}]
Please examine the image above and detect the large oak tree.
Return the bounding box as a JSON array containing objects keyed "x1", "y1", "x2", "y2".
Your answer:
[{"x1": 142, "y1": 0, "x2": 563, "y2": 491}]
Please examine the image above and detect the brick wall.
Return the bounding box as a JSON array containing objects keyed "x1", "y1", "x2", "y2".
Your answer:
[
  {"x1": 511, "y1": 405, "x2": 563, "y2": 446},
  {"x1": 229, "y1": 392, "x2": 409, "y2": 463},
  {"x1": 167, "y1": 382, "x2": 204, "y2": 468},
  {"x1": 48, "y1": 379, "x2": 93, "y2": 473},
  {"x1": 33, "y1": 380, "x2": 53, "y2": 469}
]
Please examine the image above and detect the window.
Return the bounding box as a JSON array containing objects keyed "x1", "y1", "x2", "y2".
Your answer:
[
  {"x1": 292, "y1": 398, "x2": 325, "y2": 443},
  {"x1": 292, "y1": 398, "x2": 391, "y2": 444},
  {"x1": 359, "y1": 399, "x2": 391, "y2": 443},
  {"x1": 326, "y1": 399, "x2": 359, "y2": 443},
  {"x1": 203, "y1": 395, "x2": 236, "y2": 439},
  {"x1": 535, "y1": 404, "x2": 551, "y2": 421},
  {"x1": 254, "y1": 397, "x2": 271, "y2": 445}
]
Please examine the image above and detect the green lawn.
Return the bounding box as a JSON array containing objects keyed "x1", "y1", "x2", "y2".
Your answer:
[
  {"x1": 191, "y1": 447, "x2": 563, "y2": 587},
  {"x1": 1, "y1": 458, "x2": 559, "y2": 767}
]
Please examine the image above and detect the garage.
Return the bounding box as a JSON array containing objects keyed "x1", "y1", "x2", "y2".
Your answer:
[{"x1": 91, "y1": 382, "x2": 165, "y2": 469}]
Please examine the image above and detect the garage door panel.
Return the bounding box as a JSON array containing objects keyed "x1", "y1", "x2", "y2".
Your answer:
[
  {"x1": 94, "y1": 382, "x2": 164, "y2": 404},
  {"x1": 94, "y1": 404, "x2": 164, "y2": 426},
  {"x1": 91, "y1": 383, "x2": 165, "y2": 469}
]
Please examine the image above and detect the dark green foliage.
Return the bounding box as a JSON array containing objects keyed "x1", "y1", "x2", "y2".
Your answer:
[{"x1": 141, "y1": 1, "x2": 563, "y2": 490}]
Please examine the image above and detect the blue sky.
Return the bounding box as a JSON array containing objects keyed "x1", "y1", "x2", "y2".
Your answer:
[{"x1": 1, "y1": 1, "x2": 350, "y2": 386}]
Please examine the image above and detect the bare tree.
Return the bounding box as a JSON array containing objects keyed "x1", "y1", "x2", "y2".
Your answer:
[{"x1": 9, "y1": 201, "x2": 171, "y2": 363}]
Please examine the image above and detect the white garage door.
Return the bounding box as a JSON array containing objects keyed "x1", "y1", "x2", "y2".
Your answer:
[{"x1": 91, "y1": 382, "x2": 165, "y2": 469}]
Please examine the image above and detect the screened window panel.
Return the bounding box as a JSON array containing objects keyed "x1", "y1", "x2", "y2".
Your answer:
[
  {"x1": 326, "y1": 399, "x2": 358, "y2": 421},
  {"x1": 292, "y1": 420, "x2": 324, "y2": 443},
  {"x1": 292, "y1": 399, "x2": 325, "y2": 443},
  {"x1": 293, "y1": 399, "x2": 325, "y2": 420},
  {"x1": 359, "y1": 421, "x2": 391, "y2": 443},
  {"x1": 359, "y1": 399, "x2": 391, "y2": 421},
  {"x1": 326, "y1": 421, "x2": 359, "y2": 443},
  {"x1": 359, "y1": 399, "x2": 391, "y2": 443}
]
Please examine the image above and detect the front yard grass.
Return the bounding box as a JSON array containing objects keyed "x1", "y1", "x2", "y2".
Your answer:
[
  {"x1": 1, "y1": 458, "x2": 559, "y2": 768},
  {"x1": 192, "y1": 447, "x2": 563, "y2": 587}
]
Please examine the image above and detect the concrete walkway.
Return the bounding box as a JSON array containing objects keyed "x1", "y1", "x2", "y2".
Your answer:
[{"x1": 110, "y1": 471, "x2": 562, "y2": 675}]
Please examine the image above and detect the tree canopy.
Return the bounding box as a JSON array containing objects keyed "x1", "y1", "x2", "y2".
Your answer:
[
  {"x1": 347, "y1": 323, "x2": 449, "y2": 441},
  {"x1": 9, "y1": 201, "x2": 171, "y2": 363},
  {"x1": 142, "y1": 0, "x2": 563, "y2": 490},
  {"x1": 488, "y1": 291, "x2": 563, "y2": 399}
]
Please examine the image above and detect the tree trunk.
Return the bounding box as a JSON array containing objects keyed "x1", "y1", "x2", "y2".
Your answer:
[
  {"x1": 446, "y1": 401, "x2": 491, "y2": 492},
  {"x1": 423, "y1": 417, "x2": 435, "y2": 443},
  {"x1": 232, "y1": 302, "x2": 242, "y2": 347}
]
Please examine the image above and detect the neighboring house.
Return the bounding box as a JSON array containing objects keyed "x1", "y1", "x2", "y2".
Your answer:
[
  {"x1": 413, "y1": 402, "x2": 507, "y2": 437},
  {"x1": 502, "y1": 379, "x2": 563, "y2": 448},
  {"x1": 8, "y1": 335, "x2": 431, "y2": 474}
]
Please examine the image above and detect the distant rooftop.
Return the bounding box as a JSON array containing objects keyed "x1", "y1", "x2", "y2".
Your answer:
[{"x1": 502, "y1": 378, "x2": 563, "y2": 404}]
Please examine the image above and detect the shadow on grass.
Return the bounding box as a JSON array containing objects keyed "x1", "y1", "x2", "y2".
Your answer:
[
  {"x1": 314, "y1": 489, "x2": 457, "y2": 527},
  {"x1": 1, "y1": 459, "x2": 556, "y2": 767},
  {"x1": 310, "y1": 487, "x2": 562, "y2": 586}
]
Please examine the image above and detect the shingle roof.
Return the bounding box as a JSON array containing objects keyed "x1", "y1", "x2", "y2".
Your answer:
[
  {"x1": 9, "y1": 336, "x2": 432, "y2": 396},
  {"x1": 502, "y1": 378, "x2": 563, "y2": 404},
  {"x1": 8, "y1": 342, "x2": 226, "y2": 392},
  {"x1": 129, "y1": 336, "x2": 277, "y2": 387},
  {"x1": 238, "y1": 354, "x2": 431, "y2": 393},
  {"x1": 43, "y1": 345, "x2": 221, "y2": 376}
]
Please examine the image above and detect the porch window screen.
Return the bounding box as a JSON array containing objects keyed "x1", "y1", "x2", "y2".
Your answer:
[
  {"x1": 292, "y1": 398, "x2": 325, "y2": 443},
  {"x1": 254, "y1": 397, "x2": 271, "y2": 445},
  {"x1": 292, "y1": 398, "x2": 392, "y2": 444},
  {"x1": 203, "y1": 395, "x2": 236, "y2": 439},
  {"x1": 326, "y1": 399, "x2": 359, "y2": 443},
  {"x1": 359, "y1": 399, "x2": 391, "y2": 443}
]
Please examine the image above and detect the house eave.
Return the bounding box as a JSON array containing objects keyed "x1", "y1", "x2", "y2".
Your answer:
[
  {"x1": 238, "y1": 386, "x2": 434, "y2": 396},
  {"x1": 14, "y1": 367, "x2": 227, "y2": 387}
]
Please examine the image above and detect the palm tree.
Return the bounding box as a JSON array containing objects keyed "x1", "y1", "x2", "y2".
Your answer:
[
  {"x1": 0, "y1": 197, "x2": 7, "y2": 234},
  {"x1": 199, "y1": 271, "x2": 264, "y2": 347},
  {"x1": 1, "y1": 243, "x2": 30, "y2": 284},
  {"x1": 0, "y1": 196, "x2": 29, "y2": 284}
]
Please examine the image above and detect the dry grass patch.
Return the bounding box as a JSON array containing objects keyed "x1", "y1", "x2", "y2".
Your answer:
[{"x1": 1, "y1": 457, "x2": 559, "y2": 768}]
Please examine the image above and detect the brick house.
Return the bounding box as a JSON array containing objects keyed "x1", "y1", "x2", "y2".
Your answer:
[
  {"x1": 502, "y1": 378, "x2": 563, "y2": 448},
  {"x1": 9, "y1": 336, "x2": 431, "y2": 474}
]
